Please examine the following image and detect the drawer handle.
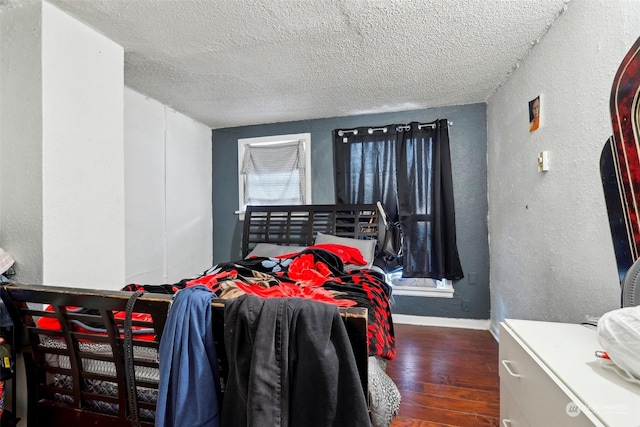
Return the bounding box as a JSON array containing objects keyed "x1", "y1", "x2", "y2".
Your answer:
[
  {"x1": 501, "y1": 359, "x2": 521, "y2": 378},
  {"x1": 502, "y1": 419, "x2": 513, "y2": 427}
]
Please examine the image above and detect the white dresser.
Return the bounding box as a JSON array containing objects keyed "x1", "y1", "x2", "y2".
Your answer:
[{"x1": 499, "y1": 319, "x2": 640, "y2": 426}]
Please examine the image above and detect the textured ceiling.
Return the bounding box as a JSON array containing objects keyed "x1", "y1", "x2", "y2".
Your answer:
[{"x1": 44, "y1": 0, "x2": 570, "y2": 129}]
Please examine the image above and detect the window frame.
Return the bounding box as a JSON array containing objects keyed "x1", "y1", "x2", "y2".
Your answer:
[{"x1": 237, "y1": 133, "x2": 312, "y2": 221}]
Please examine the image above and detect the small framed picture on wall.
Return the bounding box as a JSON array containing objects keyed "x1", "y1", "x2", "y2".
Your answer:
[{"x1": 529, "y1": 95, "x2": 541, "y2": 132}]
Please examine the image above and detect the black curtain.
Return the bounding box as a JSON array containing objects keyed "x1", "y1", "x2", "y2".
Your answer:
[
  {"x1": 334, "y1": 126, "x2": 399, "y2": 222},
  {"x1": 334, "y1": 119, "x2": 463, "y2": 281}
]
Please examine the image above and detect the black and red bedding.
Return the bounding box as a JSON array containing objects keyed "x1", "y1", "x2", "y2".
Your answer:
[
  {"x1": 124, "y1": 245, "x2": 396, "y2": 361},
  {"x1": 25, "y1": 245, "x2": 400, "y2": 427}
]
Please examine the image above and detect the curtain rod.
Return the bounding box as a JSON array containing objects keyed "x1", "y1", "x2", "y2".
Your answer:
[
  {"x1": 338, "y1": 121, "x2": 453, "y2": 137},
  {"x1": 417, "y1": 120, "x2": 454, "y2": 130},
  {"x1": 368, "y1": 127, "x2": 388, "y2": 134}
]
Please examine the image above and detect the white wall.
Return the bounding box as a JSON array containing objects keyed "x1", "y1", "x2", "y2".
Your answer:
[
  {"x1": 165, "y1": 108, "x2": 213, "y2": 282},
  {"x1": 1, "y1": 1, "x2": 126, "y2": 288},
  {"x1": 41, "y1": 2, "x2": 125, "y2": 288},
  {"x1": 1, "y1": 2, "x2": 211, "y2": 290},
  {"x1": 124, "y1": 88, "x2": 166, "y2": 284},
  {"x1": 487, "y1": 0, "x2": 640, "y2": 333},
  {"x1": 124, "y1": 88, "x2": 212, "y2": 285},
  {"x1": 0, "y1": 0, "x2": 44, "y2": 283}
]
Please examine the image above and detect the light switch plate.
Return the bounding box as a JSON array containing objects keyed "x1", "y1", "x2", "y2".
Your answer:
[{"x1": 538, "y1": 151, "x2": 549, "y2": 172}]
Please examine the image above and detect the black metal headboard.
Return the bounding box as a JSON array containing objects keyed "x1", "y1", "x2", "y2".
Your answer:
[{"x1": 242, "y1": 204, "x2": 379, "y2": 257}]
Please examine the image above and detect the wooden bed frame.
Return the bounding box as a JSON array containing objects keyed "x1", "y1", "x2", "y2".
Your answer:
[
  {"x1": 242, "y1": 203, "x2": 379, "y2": 257},
  {"x1": 1, "y1": 204, "x2": 379, "y2": 427}
]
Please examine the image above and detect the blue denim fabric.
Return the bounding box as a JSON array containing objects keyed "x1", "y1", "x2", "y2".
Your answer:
[
  {"x1": 223, "y1": 294, "x2": 370, "y2": 427},
  {"x1": 156, "y1": 285, "x2": 220, "y2": 427}
]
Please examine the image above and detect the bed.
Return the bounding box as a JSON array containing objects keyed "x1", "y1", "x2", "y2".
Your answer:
[{"x1": 1, "y1": 203, "x2": 400, "y2": 427}]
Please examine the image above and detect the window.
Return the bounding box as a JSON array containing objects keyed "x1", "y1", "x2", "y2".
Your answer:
[
  {"x1": 237, "y1": 133, "x2": 311, "y2": 220},
  {"x1": 334, "y1": 120, "x2": 461, "y2": 298}
]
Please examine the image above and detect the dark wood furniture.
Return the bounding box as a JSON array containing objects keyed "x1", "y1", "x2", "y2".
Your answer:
[
  {"x1": 0, "y1": 284, "x2": 367, "y2": 427},
  {"x1": 0, "y1": 204, "x2": 380, "y2": 426},
  {"x1": 242, "y1": 203, "x2": 378, "y2": 257}
]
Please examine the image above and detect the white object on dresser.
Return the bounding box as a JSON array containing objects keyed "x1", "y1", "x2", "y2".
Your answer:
[{"x1": 499, "y1": 319, "x2": 640, "y2": 427}]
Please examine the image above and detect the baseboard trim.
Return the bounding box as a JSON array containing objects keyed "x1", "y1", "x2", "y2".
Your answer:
[
  {"x1": 489, "y1": 322, "x2": 500, "y2": 342},
  {"x1": 392, "y1": 313, "x2": 491, "y2": 330}
]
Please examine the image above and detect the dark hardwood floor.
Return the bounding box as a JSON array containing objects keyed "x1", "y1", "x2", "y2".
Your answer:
[{"x1": 387, "y1": 323, "x2": 500, "y2": 427}]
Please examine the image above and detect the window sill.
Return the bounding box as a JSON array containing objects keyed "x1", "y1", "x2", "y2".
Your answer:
[
  {"x1": 391, "y1": 286, "x2": 454, "y2": 298},
  {"x1": 390, "y1": 277, "x2": 454, "y2": 298}
]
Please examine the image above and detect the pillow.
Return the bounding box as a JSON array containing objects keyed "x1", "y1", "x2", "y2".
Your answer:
[
  {"x1": 246, "y1": 243, "x2": 307, "y2": 259},
  {"x1": 314, "y1": 232, "x2": 377, "y2": 269}
]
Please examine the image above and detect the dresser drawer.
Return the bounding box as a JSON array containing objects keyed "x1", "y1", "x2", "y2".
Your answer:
[
  {"x1": 499, "y1": 323, "x2": 595, "y2": 426},
  {"x1": 500, "y1": 381, "x2": 530, "y2": 427}
]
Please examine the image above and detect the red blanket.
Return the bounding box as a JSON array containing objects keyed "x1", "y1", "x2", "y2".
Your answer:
[{"x1": 182, "y1": 247, "x2": 396, "y2": 360}]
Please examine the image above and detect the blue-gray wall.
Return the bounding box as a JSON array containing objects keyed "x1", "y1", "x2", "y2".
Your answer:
[{"x1": 212, "y1": 103, "x2": 489, "y2": 319}]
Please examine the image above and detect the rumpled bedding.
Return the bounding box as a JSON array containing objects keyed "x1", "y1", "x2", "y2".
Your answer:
[
  {"x1": 129, "y1": 247, "x2": 396, "y2": 360},
  {"x1": 193, "y1": 247, "x2": 400, "y2": 426},
  {"x1": 40, "y1": 247, "x2": 399, "y2": 426},
  {"x1": 125, "y1": 246, "x2": 401, "y2": 427}
]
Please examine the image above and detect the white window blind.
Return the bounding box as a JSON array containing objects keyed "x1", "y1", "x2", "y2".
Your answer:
[
  {"x1": 237, "y1": 133, "x2": 311, "y2": 220},
  {"x1": 241, "y1": 140, "x2": 306, "y2": 205}
]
